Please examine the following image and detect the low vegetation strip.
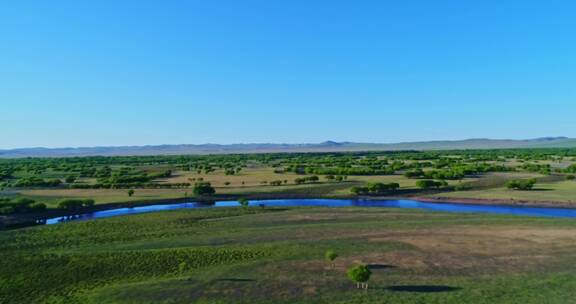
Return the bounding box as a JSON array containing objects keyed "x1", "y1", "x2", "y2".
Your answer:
[
  {"x1": 0, "y1": 208, "x2": 280, "y2": 251},
  {"x1": 0, "y1": 248, "x2": 270, "y2": 303},
  {"x1": 2, "y1": 206, "x2": 576, "y2": 303}
]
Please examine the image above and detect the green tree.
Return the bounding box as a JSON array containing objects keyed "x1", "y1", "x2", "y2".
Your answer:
[
  {"x1": 367, "y1": 182, "x2": 400, "y2": 194},
  {"x1": 193, "y1": 182, "x2": 216, "y2": 196},
  {"x1": 350, "y1": 186, "x2": 369, "y2": 195},
  {"x1": 58, "y1": 199, "x2": 94, "y2": 209},
  {"x1": 416, "y1": 180, "x2": 446, "y2": 189},
  {"x1": 325, "y1": 250, "x2": 338, "y2": 269},
  {"x1": 346, "y1": 264, "x2": 372, "y2": 289},
  {"x1": 506, "y1": 179, "x2": 536, "y2": 190},
  {"x1": 128, "y1": 189, "x2": 135, "y2": 197},
  {"x1": 307, "y1": 175, "x2": 319, "y2": 183}
]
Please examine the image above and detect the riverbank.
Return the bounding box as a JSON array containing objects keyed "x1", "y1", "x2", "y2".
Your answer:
[
  {"x1": 3, "y1": 190, "x2": 576, "y2": 230},
  {"x1": 4, "y1": 203, "x2": 576, "y2": 304},
  {"x1": 413, "y1": 195, "x2": 576, "y2": 209},
  {"x1": 0, "y1": 193, "x2": 353, "y2": 229}
]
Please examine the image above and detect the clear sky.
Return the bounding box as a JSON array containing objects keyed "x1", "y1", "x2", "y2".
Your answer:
[{"x1": 1, "y1": 1, "x2": 575, "y2": 149}]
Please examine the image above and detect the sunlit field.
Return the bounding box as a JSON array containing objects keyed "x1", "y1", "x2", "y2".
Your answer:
[{"x1": 2, "y1": 207, "x2": 576, "y2": 303}]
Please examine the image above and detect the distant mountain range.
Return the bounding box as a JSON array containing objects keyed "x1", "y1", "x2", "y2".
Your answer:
[{"x1": 1, "y1": 137, "x2": 575, "y2": 158}]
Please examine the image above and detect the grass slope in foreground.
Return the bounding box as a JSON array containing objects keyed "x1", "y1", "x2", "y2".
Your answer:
[{"x1": 2, "y1": 207, "x2": 576, "y2": 303}]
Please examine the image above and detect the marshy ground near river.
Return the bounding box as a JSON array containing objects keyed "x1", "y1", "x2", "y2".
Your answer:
[{"x1": 2, "y1": 206, "x2": 576, "y2": 303}]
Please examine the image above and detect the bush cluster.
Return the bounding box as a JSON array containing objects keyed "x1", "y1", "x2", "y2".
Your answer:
[
  {"x1": 506, "y1": 179, "x2": 537, "y2": 191},
  {"x1": 351, "y1": 182, "x2": 400, "y2": 195}
]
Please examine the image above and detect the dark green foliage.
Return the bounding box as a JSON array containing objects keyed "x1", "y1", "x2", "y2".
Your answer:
[
  {"x1": 0, "y1": 168, "x2": 13, "y2": 181},
  {"x1": 522, "y1": 163, "x2": 552, "y2": 175},
  {"x1": 14, "y1": 177, "x2": 62, "y2": 187},
  {"x1": 97, "y1": 169, "x2": 173, "y2": 187},
  {"x1": 367, "y1": 182, "x2": 400, "y2": 193},
  {"x1": 0, "y1": 207, "x2": 277, "y2": 303},
  {"x1": 416, "y1": 179, "x2": 448, "y2": 189},
  {"x1": 0, "y1": 148, "x2": 573, "y2": 194},
  {"x1": 294, "y1": 177, "x2": 306, "y2": 185},
  {"x1": 294, "y1": 176, "x2": 320, "y2": 185},
  {"x1": 566, "y1": 175, "x2": 575, "y2": 181},
  {"x1": 0, "y1": 248, "x2": 267, "y2": 303},
  {"x1": 70, "y1": 182, "x2": 190, "y2": 189},
  {"x1": 405, "y1": 164, "x2": 510, "y2": 180},
  {"x1": 404, "y1": 169, "x2": 425, "y2": 178},
  {"x1": 347, "y1": 264, "x2": 372, "y2": 288},
  {"x1": 0, "y1": 198, "x2": 44, "y2": 214},
  {"x1": 58, "y1": 199, "x2": 95, "y2": 209},
  {"x1": 564, "y1": 164, "x2": 576, "y2": 173},
  {"x1": 193, "y1": 182, "x2": 215, "y2": 196},
  {"x1": 351, "y1": 182, "x2": 400, "y2": 195},
  {"x1": 506, "y1": 179, "x2": 537, "y2": 191},
  {"x1": 269, "y1": 180, "x2": 283, "y2": 186},
  {"x1": 307, "y1": 175, "x2": 319, "y2": 183},
  {"x1": 325, "y1": 250, "x2": 338, "y2": 269},
  {"x1": 304, "y1": 166, "x2": 395, "y2": 176}
]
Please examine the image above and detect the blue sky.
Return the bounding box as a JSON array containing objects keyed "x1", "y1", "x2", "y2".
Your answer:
[{"x1": 1, "y1": 1, "x2": 575, "y2": 149}]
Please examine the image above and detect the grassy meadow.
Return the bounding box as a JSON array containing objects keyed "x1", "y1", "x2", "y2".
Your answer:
[
  {"x1": 2, "y1": 150, "x2": 576, "y2": 303},
  {"x1": 16, "y1": 168, "x2": 472, "y2": 207},
  {"x1": 2, "y1": 207, "x2": 576, "y2": 303},
  {"x1": 15, "y1": 168, "x2": 576, "y2": 209},
  {"x1": 431, "y1": 180, "x2": 576, "y2": 204},
  {"x1": 0, "y1": 149, "x2": 574, "y2": 228}
]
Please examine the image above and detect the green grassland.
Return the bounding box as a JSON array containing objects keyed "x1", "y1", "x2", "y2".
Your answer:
[
  {"x1": 432, "y1": 180, "x2": 576, "y2": 204},
  {"x1": 0, "y1": 149, "x2": 575, "y2": 221},
  {"x1": 16, "y1": 168, "x2": 472, "y2": 207},
  {"x1": 15, "y1": 168, "x2": 576, "y2": 209},
  {"x1": 2, "y1": 207, "x2": 576, "y2": 303}
]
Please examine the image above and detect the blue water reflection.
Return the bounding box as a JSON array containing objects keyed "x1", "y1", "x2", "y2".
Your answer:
[{"x1": 42, "y1": 199, "x2": 576, "y2": 225}]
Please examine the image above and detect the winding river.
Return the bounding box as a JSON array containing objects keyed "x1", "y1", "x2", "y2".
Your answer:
[{"x1": 41, "y1": 199, "x2": 576, "y2": 225}]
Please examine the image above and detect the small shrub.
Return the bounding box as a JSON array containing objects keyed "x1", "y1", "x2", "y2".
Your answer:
[
  {"x1": 506, "y1": 179, "x2": 536, "y2": 191},
  {"x1": 58, "y1": 199, "x2": 95, "y2": 209},
  {"x1": 325, "y1": 250, "x2": 338, "y2": 268},
  {"x1": 416, "y1": 180, "x2": 448, "y2": 189}
]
